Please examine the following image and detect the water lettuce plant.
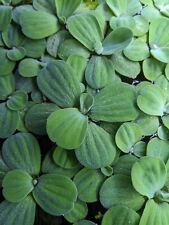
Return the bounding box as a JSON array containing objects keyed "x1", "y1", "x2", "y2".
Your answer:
[{"x1": 1, "y1": 0, "x2": 169, "y2": 225}]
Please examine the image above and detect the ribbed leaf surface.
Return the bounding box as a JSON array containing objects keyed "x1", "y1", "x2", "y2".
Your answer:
[
  {"x1": 0, "y1": 6, "x2": 12, "y2": 31},
  {"x1": 37, "y1": 61, "x2": 81, "y2": 108},
  {"x1": 73, "y1": 168, "x2": 104, "y2": 203},
  {"x1": 47, "y1": 108, "x2": 88, "y2": 149},
  {"x1": 25, "y1": 103, "x2": 59, "y2": 135},
  {"x1": 102, "y1": 205, "x2": 140, "y2": 225},
  {"x1": 75, "y1": 122, "x2": 116, "y2": 169},
  {"x1": 2, "y1": 132, "x2": 41, "y2": 176},
  {"x1": 32, "y1": 174, "x2": 77, "y2": 216},
  {"x1": 55, "y1": 0, "x2": 82, "y2": 20},
  {"x1": 100, "y1": 174, "x2": 145, "y2": 210},
  {"x1": 139, "y1": 200, "x2": 169, "y2": 225},
  {"x1": 67, "y1": 13, "x2": 104, "y2": 51},
  {"x1": 90, "y1": 82, "x2": 138, "y2": 122},
  {"x1": 0, "y1": 196, "x2": 36, "y2": 225},
  {"x1": 131, "y1": 156, "x2": 167, "y2": 198},
  {"x1": 2, "y1": 169, "x2": 34, "y2": 203},
  {"x1": 0, "y1": 74, "x2": 15, "y2": 100},
  {"x1": 20, "y1": 10, "x2": 60, "y2": 39},
  {"x1": 0, "y1": 103, "x2": 19, "y2": 139}
]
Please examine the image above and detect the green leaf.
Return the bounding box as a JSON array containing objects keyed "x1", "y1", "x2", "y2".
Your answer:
[
  {"x1": 47, "y1": 108, "x2": 88, "y2": 149},
  {"x1": 133, "y1": 15, "x2": 149, "y2": 37},
  {"x1": 0, "y1": 103, "x2": 19, "y2": 139},
  {"x1": 73, "y1": 168, "x2": 105, "y2": 203},
  {"x1": 7, "y1": 91, "x2": 28, "y2": 111},
  {"x1": 100, "y1": 174, "x2": 145, "y2": 210},
  {"x1": 124, "y1": 38, "x2": 150, "y2": 61},
  {"x1": 19, "y1": 58, "x2": 41, "y2": 77},
  {"x1": 21, "y1": 38, "x2": 46, "y2": 58},
  {"x1": 32, "y1": 174, "x2": 77, "y2": 216},
  {"x1": 58, "y1": 38, "x2": 90, "y2": 60},
  {"x1": 114, "y1": 155, "x2": 139, "y2": 176},
  {"x1": 158, "y1": 125, "x2": 169, "y2": 140},
  {"x1": 67, "y1": 13, "x2": 104, "y2": 51},
  {"x1": 102, "y1": 205, "x2": 140, "y2": 225},
  {"x1": 47, "y1": 30, "x2": 70, "y2": 58},
  {"x1": 111, "y1": 52, "x2": 140, "y2": 78},
  {"x1": 110, "y1": 15, "x2": 135, "y2": 30},
  {"x1": 2, "y1": 132, "x2": 41, "y2": 176},
  {"x1": 0, "y1": 196, "x2": 36, "y2": 225},
  {"x1": 12, "y1": 5, "x2": 34, "y2": 24},
  {"x1": 85, "y1": 56, "x2": 115, "y2": 89},
  {"x1": 0, "y1": 74, "x2": 15, "y2": 100},
  {"x1": 25, "y1": 103, "x2": 59, "y2": 135},
  {"x1": 100, "y1": 28, "x2": 133, "y2": 55},
  {"x1": 42, "y1": 151, "x2": 81, "y2": 178},
  {"x1": 0, "y1": 153, "x2": 9, "y2": 187},
  {"x1": 147, "y1": 137, "x2": 169, "y2": 163},
  {"x1": 131, "y1": 156, "x2": 167, "y2": 198},
  {"x1": 106, "y1": 0, "x2": 142, "y2": 16},
  {"x1": 2, "y1": 169, "x2": 34, "y2": 203},
  {"x1": 137, "y1": 84, "x2": 166, "y2": 116},
  {"x1": 143, "y1": 57, "x2": 164, "y2": 81},
  {"x1": 90, "y1": 82, "x2": 138, "y2": 122},
  {"x1": 75, "y1": 122, "x2": 116, "y2": 169},
  {"x1": 55, "y1": 0, "x2": 82, "y2": 21},
  {"x1": 37, "y1": 60, "x2": 81, "y2": 108},
  {"x1": 115, "y1": 122, "x2": 142, "y2": 153},
  {"x1": 53, "y1": 147, "x2": 79, "y2": 169},
  {"x1": 139, "y1": 199, "x2": 169, "y2": 225},
  {"x1": 0, "y1": 5, "x2": 12, "y2": 31},
  {"x1": 64, "y1": 199, "x2": 88, "y2": 223},
  {"x1": 0, "y1": 48, "x2": 15, "y2": 76},
  {"x1": 149, "y1": 18, "x2": 169, "y2": 63},
  {"x1": 67, "y1": 55, "x2": 87, "y2": 82},
  {"x1": 134, "y1": 113, "x2": 159, "y2": 136},
  {"x1": 7, "y1": 47, "x2": 26, "y2": 62},
  {"x1": 33, "y1": 0, "x2": 56, "y2": 14},
  {"x1": 20, "y1": 10, "x2": 60, "y2": 39},
  {"x1": 80, "y1": 93, "x2": 94, "y2": 114}
]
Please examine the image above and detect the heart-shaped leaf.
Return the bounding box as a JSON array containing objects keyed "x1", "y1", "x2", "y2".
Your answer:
[
  {"x1": 2, "y1": 132, "x2": 41, "y2": 176},
  {"x1": 0, "y1": 103, "x2": 19, "y2": 139},
  {"x1": 73, "y1": 168, "x2": 105, "y2": 203},
  {"x1": 2, "y1": 169, "x2": 34, "y2": 203},
  {"x1": 0, "y1": 196, "x2": 36, "y2": 225},
  {"x1": 32, "y1": 174, "x2": 77, "y2": 216},
  {"x1": 47, "y1": 108, "x2": 88, "y2": 149},
  {"x1": 131, "y1": 156, "x2": 167, "y2": 198},
  {"x1": 37, "y1": 60, "x2": 81, "y2": 108},
  {"x1": 100, "y1": 174, "x2": 145, "y2": 210},
  {"x1": 20, "y1": 10, "x2": 60, "y2": 39},
  {"x1": 75, "y1": 122, "x2": 116, "y2": 168},
  {"x1": 115, "y1": 122, "x2": 142, "y2": 153},
  {"x1": 102, "y1": 205, "x2": 140, "y2": 225},
  {"x1": 25, "y1": 103, "x2": 59, "y2": 135},
  {"x1": 90, "y1": 82, "x2": 138, "y2": 122}
]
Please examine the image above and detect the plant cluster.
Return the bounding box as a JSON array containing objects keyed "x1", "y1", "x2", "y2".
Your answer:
[{"x1": 1, "y1": 0, "x2": 169, "y2": 225}]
